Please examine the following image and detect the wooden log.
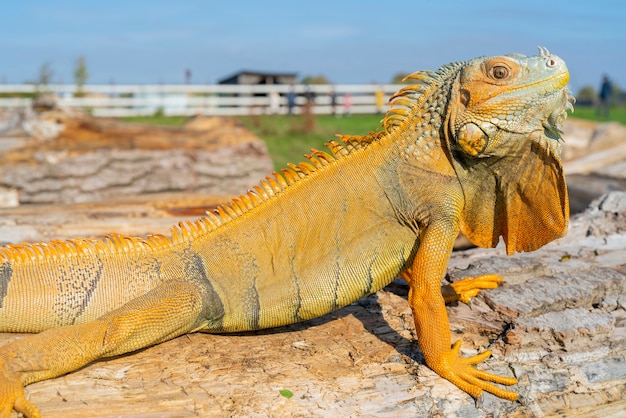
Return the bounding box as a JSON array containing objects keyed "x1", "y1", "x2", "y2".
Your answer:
[
  {"x1": 0, "y1": 111, "x2": 274, "y2": 205},
  {"x1": 0, "y1": 192, "x2": 624, "y2": 417}
]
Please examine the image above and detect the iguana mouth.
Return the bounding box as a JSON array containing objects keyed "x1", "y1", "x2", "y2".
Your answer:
[{"x1": 529, "y1": 71, "x2": 569, "y2": 91}]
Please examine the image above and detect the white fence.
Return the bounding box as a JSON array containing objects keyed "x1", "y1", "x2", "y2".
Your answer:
[{"x1": 0, "y1": 84, "x2": 401, "y2": 117}]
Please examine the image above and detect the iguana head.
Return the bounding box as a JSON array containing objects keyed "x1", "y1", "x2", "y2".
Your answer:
[
  {"x1": 445, "y1": 47, "x2": 574, "y2": 255},
  {"x1": 450, "y1": 46, "x2": 572, "y2": 157}
]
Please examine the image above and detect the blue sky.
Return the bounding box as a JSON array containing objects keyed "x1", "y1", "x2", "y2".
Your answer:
[{"x1": 1, "y1": 0, "x2": 624, "y2": 94}]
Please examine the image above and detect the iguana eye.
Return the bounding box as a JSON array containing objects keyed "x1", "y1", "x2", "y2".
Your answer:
[{"x1": 491, "y1": 66, "x2": 509, "y2": 79}]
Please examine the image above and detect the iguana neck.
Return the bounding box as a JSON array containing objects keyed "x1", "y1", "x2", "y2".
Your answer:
[{"x1": 354, "y1": 66, "x2": 466, "y2": 230}]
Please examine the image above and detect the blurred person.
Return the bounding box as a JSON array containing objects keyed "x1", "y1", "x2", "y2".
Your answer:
[
  {"x1": 287, "y1": 86, "x2": 296, "y2": 115},
  {"x1": 597, "y1": 74, "x2": 612, "y2": 118},
  {"x1": 343, "y1": 93, "x2": 352, "y2": 116}
]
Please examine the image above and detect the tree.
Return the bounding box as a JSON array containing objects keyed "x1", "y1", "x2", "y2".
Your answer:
[
  {"x1": 74, "y1": 55, "x2": 89, "y2": 97},
  {"x1": 391, "y1": 72, "x2": 411, "y2": 84},
  {"x1": 300, "y1": 74, "x2": 331, "y2": 85},
  {"x1": 34, "y1": 62, "x2": 54, "y2": 96},
  {"x1": 575, "y1": 85, "x2": 596, "y2": 106}
]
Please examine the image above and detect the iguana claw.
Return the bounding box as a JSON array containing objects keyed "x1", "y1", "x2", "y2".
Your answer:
[
  {"x1": 442, "y1": 274, "x2": 503, "y2": 305},
  {"x1": 431, "y1": 340, "x2": 519, "y2": 401}
]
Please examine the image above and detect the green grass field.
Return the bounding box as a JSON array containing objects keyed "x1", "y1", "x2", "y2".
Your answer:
[
  {"x1": 121, "y1": 106, "x2": 625, "y2": 170},
  {"x1": 568, "y1": 106, "x2": 626, "y2": 125}
]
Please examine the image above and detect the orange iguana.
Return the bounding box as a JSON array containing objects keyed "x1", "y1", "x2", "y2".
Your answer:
[{"x1": 0, "y1": 47, "x2": 573, "y2": 417}]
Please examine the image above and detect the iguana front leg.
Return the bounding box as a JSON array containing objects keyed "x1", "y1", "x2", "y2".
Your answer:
[
  {"x1": 0, "y1": 279, "x2": 208, "y2": 418},
  {"x1": 401, "y1": 271, "x2": 503, "y2": 305},
  {"x1": 405, "y1": 220, "x2": 519, "y2": 401}
]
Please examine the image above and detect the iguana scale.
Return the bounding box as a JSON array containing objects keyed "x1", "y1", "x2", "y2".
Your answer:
[{"x1": 0, "y1": 47, "x2": 573, "y2": 417}]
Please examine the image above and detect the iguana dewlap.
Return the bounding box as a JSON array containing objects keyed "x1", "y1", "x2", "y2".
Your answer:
[{"x1": 0, "y1": 47, "x2": 573, "y2": 417}]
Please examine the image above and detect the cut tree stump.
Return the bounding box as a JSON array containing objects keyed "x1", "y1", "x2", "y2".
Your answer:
[{"x1": 0, "y1": 110, "x2": 273, "y2": 205}]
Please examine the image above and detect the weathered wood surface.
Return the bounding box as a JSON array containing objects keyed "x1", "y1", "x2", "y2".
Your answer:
[
  {"x1": 1, "y1": 191, "x2": 624, "y2": 418},
  {"x1": 0, "y1": 109, "x2": 273, "y2": 204}
]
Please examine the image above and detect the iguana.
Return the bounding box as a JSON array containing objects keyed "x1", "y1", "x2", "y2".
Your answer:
[{"x1": 0, "y1": 47, "x2": 573, "y2": 417}]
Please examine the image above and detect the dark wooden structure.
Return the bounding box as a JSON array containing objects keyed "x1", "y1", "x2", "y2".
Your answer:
[{"x1": 218, "y1": 70, "x2": 297, "y2": 86}]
